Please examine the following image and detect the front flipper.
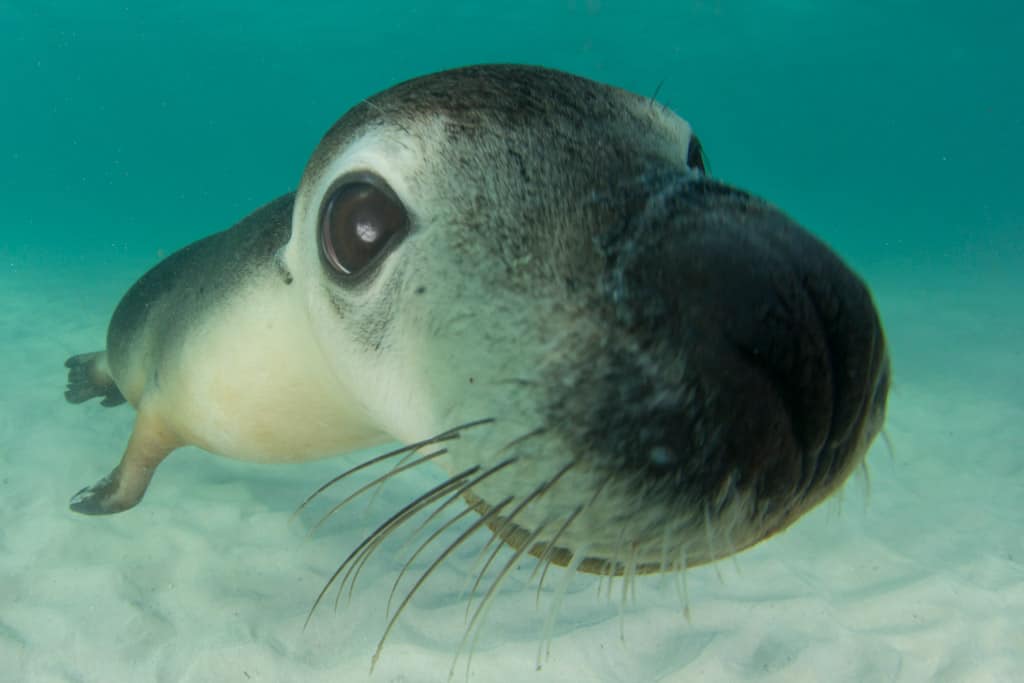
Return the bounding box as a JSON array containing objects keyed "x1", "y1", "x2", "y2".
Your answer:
[{"x1": 71, "y1": 410, "x2": 180, "y2": 515}]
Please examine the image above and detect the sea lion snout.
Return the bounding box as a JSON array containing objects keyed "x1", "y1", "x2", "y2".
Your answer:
[{"x1": 553, "y1": 175, "x2": 890, "y2": 562}]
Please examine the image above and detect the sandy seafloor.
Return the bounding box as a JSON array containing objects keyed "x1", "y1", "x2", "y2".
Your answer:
[{"x1": 0, "y1": 242, "x2": 1021, "y2": 683}]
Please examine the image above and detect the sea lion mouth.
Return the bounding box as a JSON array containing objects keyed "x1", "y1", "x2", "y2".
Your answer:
[{"x1": 461, "y1": 490, "x2": 674, "y2": 577}]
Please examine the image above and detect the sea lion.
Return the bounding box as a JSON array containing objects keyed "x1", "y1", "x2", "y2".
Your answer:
[{"x1": 66, "y1": 63, "x2": 889, "y2": 594}]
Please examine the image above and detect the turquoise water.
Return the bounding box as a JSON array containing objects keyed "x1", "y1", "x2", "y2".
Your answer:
[
  {"x1": 4, "y1": 1, "x2": 1020, "y2": 271},
  {"x1": 2, "y1": 2, "x2": 1021, "y2": 682}
]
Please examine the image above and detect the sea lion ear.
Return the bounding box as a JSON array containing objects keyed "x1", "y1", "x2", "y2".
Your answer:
[{"x1": 686, "y1": 134, "x2": 707, "y2": 175}]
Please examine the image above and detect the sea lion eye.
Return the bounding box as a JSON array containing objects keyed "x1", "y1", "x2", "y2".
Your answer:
[
  {"x1": 320, "y1": 178, "x2": 408, "y2": 277},
  {"x1": 687, "y1": 135, "x2": 706, "y2": 175}
]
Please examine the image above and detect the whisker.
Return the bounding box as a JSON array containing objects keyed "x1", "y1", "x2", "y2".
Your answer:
[
  {"x1": 464, "y1": 456, "x2": 573, "y2": 617},
  {"x1": 618, "y1": 542, "x2": 638, "y2": 641},
  {"x1": 881, "y1": 427, "x2": 895, "y2": 461},
  {"x1": 629, "y1": 542, "x2": 639, "y2": 605},
  {"x1": 860, "y1": 459, "x2": 872, "y2": 509},
  {"x1": 649, "y1": 78, "x2": 665, "y2": 108},
  {"x1": 832, "y1": 486, "x2": 845, "y2": 520},
  {"x1": 532, "y1": 505, "x2": 583, "y2": 609},
  {"x1": 369, "y1": 423, "x2": 495, "y2": 510},
  {"x1": 340, "y1": 461, "x2": 507, "y2": 606},
  {"x1": 658, "y1": 523, "x2": 674, "y2": 575},
  {"x1": 303, "y1": 466, "x2": 479, "y2": 630},
  {"x1": 534, "y1": 559, "x2": 552, "y2": 610},
  {"x1": 704, "y1": 504, "x2": 724, "y2": 582},
  {"x1": 723, "y1": 524, "x2": 741, "y2": 578},
  {"x1": 333, "y1": 470, "x2": 474, "y2": 612},
  {"x1": 458, "y1": 431, "x2": 547, "y2": 585},
  {"x1": 533, "y1": 469, "x2": 613, "y2": 604},
  {"x1": 312, "y1": 448, "x2": 449, "y2": 535},
  {"x1": 464, "y1": 531, "x2": 507, "y2": 619},
  {"x1": 537, "y1": 542, "x2": 590, "y2": 670},
  {"x1": 367, "y1": 449, "x2": 421, "y2": 509},
  {"x1": 604, "y1": 524, "x2": 628, "y2": 601},
  {"x1": 459, "y1": 522, "x2": 550, "y2": 682},
  {"x1": 293, "y1": 443, "x2": 423, "y2": 522},
  {"x1": 403, "y1": 455, "x2": 522, "y2": 554},
  {"x1": 387, "y1": 505, "x2": 476, "y2": 619},
  {"x1": 674, "y1": 546, "x2": 692, "y2": 622},
  {"x1": 293, "y1": 418, "x2": 493, "y2": 518},
  {"x1": 371, "y1": 497, "x2": 516, "y2": 672},
  {"x1": 385, "y1": 455, "x2": 521, "y2": 616}
]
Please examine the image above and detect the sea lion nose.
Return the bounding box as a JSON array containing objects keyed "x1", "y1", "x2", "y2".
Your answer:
[{"x1": 600, "y1": 176, "x2": 889, "y2": 512}]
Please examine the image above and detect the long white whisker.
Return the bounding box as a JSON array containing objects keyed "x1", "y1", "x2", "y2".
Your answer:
[
  {"x1": 463, "y1": 458, "x2": 576, "y2": 617},
  {"x1": 679, "y1": 548, "x2": 691, "y2": 623},
  {"x1": 458, "y1": 522, "x2": 549, "y2": 682},
  {"x1": 312, "y1": 448, "x2": 449, "y2": 535},
  {"x1": 346, "y1": 457, "x2": 520, "y2": 606},
  {"x1": 371, "y1": 497, "x2": 515, "y2": 673},
  {"x1": 532, "y1": 505, "x2": 583, "y2": 608},
  {"x1": 704, "y1": 504, "x2": 724, "y2": 582},
  {"x1": 382, "y1": 456, "x2": 521, "y2": 616},
  {"x1": 303, "y1": 466, "x2": 479, "y2": 629},
  {"x1": 537, "y1": 542, "x2": 590, "y2": 670},
  {"x1": 294, "y1": 418, "x2": 493, "y2": 518},
  {"x1": 338, "y1": 468, "x2": 475, "y2": 607},
  {"x1": 386, "y1": 504, "x2": 476, "y2": 619}
]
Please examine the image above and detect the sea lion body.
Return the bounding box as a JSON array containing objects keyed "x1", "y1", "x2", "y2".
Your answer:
[
  {"x1": 66, "y1": 64, "x2": 890, "y2": 576},
  {"x1": 108, "y1": 195, "x2": 381, "y2": 461},
  {"x1": 65, "y1": 196, "x2": 385, "y2": 512}
]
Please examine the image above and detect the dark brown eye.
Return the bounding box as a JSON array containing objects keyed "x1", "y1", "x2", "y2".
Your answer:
[
  {"x1": 320, "y1": 179, "x2": 408, "y2": 277},
  {"x1": 686, "y1": 135, "x2": 706, "y2": 175}
]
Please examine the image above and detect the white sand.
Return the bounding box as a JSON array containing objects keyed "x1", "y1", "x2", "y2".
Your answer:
[{"x1": 1, "y1": 251, "x2": 1021, "y2": 683}]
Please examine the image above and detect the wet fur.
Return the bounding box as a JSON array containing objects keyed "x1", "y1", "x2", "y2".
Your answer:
[{"x1": 66, "y1": 65, "x2": 889, "y2": 674}]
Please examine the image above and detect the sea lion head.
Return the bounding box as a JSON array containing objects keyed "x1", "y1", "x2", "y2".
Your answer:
[{"x1": 284, "y1": 64, "x2": 890, "y2": 578}]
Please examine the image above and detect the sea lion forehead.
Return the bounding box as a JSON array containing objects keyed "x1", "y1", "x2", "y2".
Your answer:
[
  {"x1": 359, "y1": 64, "x2": 642, "y2": 124},
  {"x1": 306, "y1": 64, "x2": 694, "y2": 178}
]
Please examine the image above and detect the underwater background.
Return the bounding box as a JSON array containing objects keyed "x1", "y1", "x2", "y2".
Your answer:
[{"x1": 1, "y1": 1, "x2": 1021, "y2": 682}]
